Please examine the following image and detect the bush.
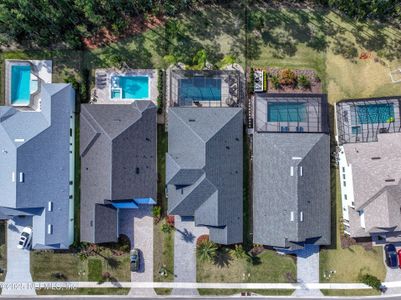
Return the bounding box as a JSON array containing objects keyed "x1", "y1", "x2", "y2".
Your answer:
[
  {"x1": 153, "y1": 206, "x2": 161, "y2": 220},
  {"x1": 248, "y1": 68, "x2": 255, "y2": 94},
  {"x1": 279, "y1": 68, "x2": 297, "y2": 86},
  {"x1": 197, "y1": 240, "x2": 218, "y2": 262},
  {"x1": 231, "y1": 244, "x2": 247, "y2": 259},
  {"x1": 161, "y1": 223, "x2": 173, "y2": 234},
  {"x1": 157, "y1": 69, "x2": 164, "y2": 114},
  {"x1": 270, "y1": 75, "x2": 281, "y2": 89},
  {"x1": 359, "y1": 274, "x2": 382, "y2": 290},
  {"x1": 196, "y1": 235, "x2": 209, "y2": 246},
  {"x1": 298, "y1": 75, "x2": 311, "y2": 89},
  {"x1": 166, "y1": 215, "x2": 175, "y2": 226}
]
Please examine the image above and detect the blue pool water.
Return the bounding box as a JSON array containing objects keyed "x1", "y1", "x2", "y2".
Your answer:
[
  {"x1": 268, "y1": 102, "x2": 307, "y2": 122},
  {"x1": 111, "y1": 76, "x2": 149, "y2": 99},
  {"x1": 356, "y1": 104, "x2": 394, "y2": 124},
  {"x1": 179, "y1": 77, "x2": 222, "y2": 102},
  {"x1": 11, "y1": 65, "x2": 31, "y2": 106}
]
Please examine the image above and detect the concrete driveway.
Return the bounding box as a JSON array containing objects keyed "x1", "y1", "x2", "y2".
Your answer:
[
  {"x1": 383, "y1": 245, "x2": 401, "y2": 294},
  {"x1": 290, "y1": 244, "x2": 323, "y2": 297},
  {"x1": 118, "y1": 207, "x2": 155, "y2": 296},
  {"x1": 2, "y1": 217, "x2": 36, "y2": 296},
  {"x1": 172, "y1": 216, "x2": 208, "y2": 296}
]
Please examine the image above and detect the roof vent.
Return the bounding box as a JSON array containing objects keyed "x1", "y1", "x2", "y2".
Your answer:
[
  {"x1": 226, "y1": 146, "x2": 230, "y2": 150},
  {"x1": 300, "y1": 211, "x2": 304, "y2": 222},
  {"x1": 385, "y1": 179, "x2": 396, "y2": 182},
  {"x1": 290, "y1": 211, "x2": 294, "y2": 221},
  {"x1": 290, "y1": 167, "x2": 294, "y2": 176},
  {"x1": 371, "y1": 157, "x2": 381, "y2": 160},
  {"x1": 113, "y1": 119, "x2": 121, "y2": 122},
  {"x1": 189, "y1": 119, "x2": 196, "y2": 122}
]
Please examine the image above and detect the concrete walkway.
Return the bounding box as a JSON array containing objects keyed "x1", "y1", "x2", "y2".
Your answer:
[
  {"x1": 118, "y1": 207, "x2": 156, "y2": 297},
  {"x1": 2, "y1": 217, "x2": 36, "y2": 296},
  {"x1": 172, "y1": 216, "x2": 208, "y2": 296}
]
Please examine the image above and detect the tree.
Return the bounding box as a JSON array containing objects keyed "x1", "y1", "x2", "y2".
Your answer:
[
  {"x1": 196, "y1": 240, "x2": 217, "y2": 262},
  {"x1": 218, "y1": 55, "x2": 236, "y2": 69},
  {"x1": 192, "y1": 49, "x2": 208, "y2": 70},
  {"x1": 231, "y1": 244, "x2": 247, "y2": 259},
  {"x1": 298, "y1": 75, "x2": 311, "y2": 89}
]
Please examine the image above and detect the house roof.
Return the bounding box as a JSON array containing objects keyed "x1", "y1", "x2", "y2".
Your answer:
[
  {"x1": 253, "y1": 133, "x2": 331, "y2": 249},
  {"x1": 0, "y1": 83, "x2": 75, "y2": 249},
  {"x1": 80, "y1": 101, "x2": 157, "y2": 243},
  {"x1": 166, "y1": 107, "x2": 243, "y2": 245},
  {"x1": 343, "y1": 133, "x2": 401, "y2": 236}
]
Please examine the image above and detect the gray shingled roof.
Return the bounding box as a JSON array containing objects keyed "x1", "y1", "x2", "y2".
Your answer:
[
  {"x1": 253, "y1": 133, "x2": 331, "y2": 249},
  {"x1": 166, "y1": 107, "x2": 243, "y2": 245},
  {"x1": 343, "y1": 133, "x2": 401, "y2": 237},
  {"x1": 0, "y1": 83, "x2": 75, "y2": 249},
  {"x1": 80, "y1": 101, "x2": 156, "y2": 243}
]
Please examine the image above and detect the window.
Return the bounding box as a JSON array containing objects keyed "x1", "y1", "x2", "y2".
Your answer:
[
  {"x1": 48, "y1": 201, "x2": 53, "y2": 212},
  {"x1": 343, "y1": 174, "x2": 346, "y2": 179},
  {"x1": 342, "y1": 167, "x2": 345, "y2": 172},
  {"x1": 47, "y1": 224, "x2": 53, "y2": 234},
  {"x1": 344, "y1": 194, "x2": 347, "y2": 200},
  {"x1": 343, "y1": 181, "x2": 346, "y2": 187}
]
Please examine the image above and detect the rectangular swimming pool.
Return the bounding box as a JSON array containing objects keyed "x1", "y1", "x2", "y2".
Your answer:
[
  {"x1": 356, "y1": 104, "x2": 395, "y2": 124},
  {"x1": 267, "y1": 102, "x2": 307, "y2": 122},
  {"x1": 179, "y1": 77, "x2": 222, "y2": 102},
  {"x1": 11, "y1": 65, "x2": 31, "y2": 106},
  {"x1": 111, "y1": 76, "x2": 149, "y2": 100}
]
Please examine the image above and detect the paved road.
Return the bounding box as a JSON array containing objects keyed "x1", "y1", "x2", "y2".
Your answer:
[
  {"x1": 172, "y1": 216, "x2": 208, "y2": 296},
  {"x1": 118, "y1": 207, "x2": 155, "y2": 297},
  {"x1": 2, "y1": 217, "x2": 35, "y2": 296},
  {"x1": 6, "y1": 296, "x2": 401, "y2": 300}
]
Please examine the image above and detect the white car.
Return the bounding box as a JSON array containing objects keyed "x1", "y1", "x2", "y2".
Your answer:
[{"x1": 17, "y1": 227, "x2": 32, "y2": 249}]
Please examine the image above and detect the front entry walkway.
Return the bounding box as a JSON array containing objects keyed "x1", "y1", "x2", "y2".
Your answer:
[
  {"x1": 2, "y1": 217, "x2": 36, "y2": 296},
  {"x1": 172, "y1": 216, "x2": 208, "y2": 296},
  {"x1": 118, "y1": 207, "x2": 155, "y2": 297}
]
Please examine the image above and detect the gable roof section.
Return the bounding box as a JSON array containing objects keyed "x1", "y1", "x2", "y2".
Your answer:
[
  {"x1": 253, "y1": 133, "x2": 331, "y2": 249},
  {"x1": 80, "y1": 102, "x2": 156, "y2": 243},
  {"x1": 166, "y1": 107, "x2": 243, "y2": 245}
]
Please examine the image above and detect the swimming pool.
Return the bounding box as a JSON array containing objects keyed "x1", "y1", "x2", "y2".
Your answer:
[
  {"x1": 267, "y1": 102, "x2": 307, "y2": 122},
  {"x1": 356, "y1": 104, "x2": 394, "y2": 124},
  {"x1": 179, "y1": 77, "x2": 222, "y2": 102},
  {"x1": 111, "y1": 76, "x2": 149, "y2": 100},
  {"x1": 11, "y1": 65, "x2": 31, "y2": 106}
]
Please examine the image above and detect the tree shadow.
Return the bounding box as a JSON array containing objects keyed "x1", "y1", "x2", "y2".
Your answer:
[
  {"x1": 213, "y1": 247, "x2": 233, "y2": 268},
  {"x1": 176, "y1": 228, "x2": 195, "y2": 243},
  {"x1": 106, "y1": 257, "x2": 120, "y2": 269}
]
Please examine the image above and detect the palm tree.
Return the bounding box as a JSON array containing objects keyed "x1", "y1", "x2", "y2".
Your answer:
[{"x1": 197, "y1": 240, "x2": 218, "y2": 262}]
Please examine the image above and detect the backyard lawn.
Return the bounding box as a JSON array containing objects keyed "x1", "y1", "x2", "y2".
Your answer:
[
  {"x1": 37, "y1": 288, "x2": 130, "y2": 295},
  {"x1": 197, "y1": 249, "x2": 296, "y2": 284},
  {"x1": 198, "y1": 289, "x2": 294, "y2": 296},
  {"x1": 319, "y1": 171, "x2": 386, "y2": 283}
]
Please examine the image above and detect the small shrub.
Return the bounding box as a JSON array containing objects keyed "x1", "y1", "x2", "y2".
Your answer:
[
  {"x1": 161, "y1": 223, "x2": 172, "y2": 234},
  {"x1": 231, "y1": 244, "x2": 247, "y2": 259},
  {"x1": 359, "y1": 274, "x2": 382, "y2": 291},
  {"x1": 197, "y1": 240, "x2": 218, "y2": 262},
  {"x1": 166, "y1": 215, "x2": 175, "y2": 226},
  {"x1": 279, "y1": 68, "x2": 297, "y2": 86},
  {"x1": 270, "y1": 75, "x2": 281, "y2": 89},
  {"x1": 196, "y1": 235, "x2": 209, "y2": 246},
  {"x1": 248, "y1": 68, "x2": 255, "y2": 94},
  {"x1": 298, "y1": 75, "x2": 311, "y2": 89},
  {"x1": 157, "y1": 69, "x2": 164, "y2": 114},
  {"x1": 153, "y1": 206, "x2": 161, "y2": 220}
]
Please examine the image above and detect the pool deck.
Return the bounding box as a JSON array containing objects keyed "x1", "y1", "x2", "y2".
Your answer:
[
  {"x1": 4, "y1": 59, "x2": 52, "y2": 111},
  {"x1": 166, "y1": 64, "x2": 245, "y2": 109},
  {"x1": 92, "y1": 68, "x2": 158, "y2": 105}
]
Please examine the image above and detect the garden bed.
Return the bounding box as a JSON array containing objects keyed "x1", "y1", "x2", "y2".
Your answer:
[{"x1": 266, "y1": 67, "x2": 322, "y2": 94}]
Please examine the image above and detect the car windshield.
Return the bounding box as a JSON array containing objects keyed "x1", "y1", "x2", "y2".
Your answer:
[
  {"x1": 21, "y1": 232, "x2": 29, "y2": 237},
  {"x1": 131, "y1": 255, "x2": 137, "y2": 260},
  {"x1": 19, "y1": 240, "x2": 24, "y2": 245}
]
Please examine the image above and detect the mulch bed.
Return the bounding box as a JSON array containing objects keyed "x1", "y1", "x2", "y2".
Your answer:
[
  {"x1": 265, "y1": 67, "x2": 322, "y2": 94},
  {"x1": 83, "y1": 15, "x2": 164, "y2": 49}
]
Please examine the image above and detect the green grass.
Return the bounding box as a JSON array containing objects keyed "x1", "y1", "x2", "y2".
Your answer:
[
  {"x1": 197, "y1": 249, "x2": 296, "y2": 283},
  {"x1": 319, "y1": 170, "x2": 386, "y2": 283},
  {"x1": 88, "y1": 259, "x2": 102, "y2": 282},
  {"x1": 153, "y1": 124, "x2": 173, "y2": 296},
  {"x1": 321, "y1": 289, "x2": 380, "y2": 296},
  {"x1": 198, "y1": 289, "x2": 294, "y2": 296},
  {"x1": 37, "y1": 288, "x2": 130, "y2": 295}
]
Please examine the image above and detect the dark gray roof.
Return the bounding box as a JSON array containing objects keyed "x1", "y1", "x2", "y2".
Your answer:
[
  {"x1": 80, "y1": 101, "x2": 156, "y2": 243},
  {"x1": 0, "y1": 83, "x2": 75, "y2": 249},
  {"x1": 166, "y1": 107, "x2": 243, "y2": 245},
  {"x1": 253, "y1": 133, "x2": 331, "y2": 249}
]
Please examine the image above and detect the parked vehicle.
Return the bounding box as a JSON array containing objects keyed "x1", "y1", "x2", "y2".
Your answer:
[
  {"x1": 130, "y1": 248, "x2": 140, "y2": 272},
  {"x1": 17, "y1": 227, "x2": 32, "y2": 249},
  {"x1": 385, "y1": 244, "x2": 398, "y2": 268}
]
